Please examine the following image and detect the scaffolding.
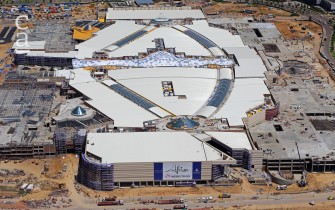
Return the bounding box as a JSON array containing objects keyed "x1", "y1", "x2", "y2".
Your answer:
[
  {"x1": 77, "y1": 153, "x2": 114, "y2": 191},
  {"x1": 212, "y1": 165, "x2": 225, "y2": 180},
  {"x1": 54, "y1": 129, "x2": 67, "y2": 154},
  {"x1": 73, "y1": 129, "x2": 87, "y2": 154},
  {"x1": 243, "y1": 150, "x2": 252, "y2": 170}
]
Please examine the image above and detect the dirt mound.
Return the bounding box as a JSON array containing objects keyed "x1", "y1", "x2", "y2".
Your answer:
[{"x1": 39, "y1": 180, "x2": 66, "y2": 191}]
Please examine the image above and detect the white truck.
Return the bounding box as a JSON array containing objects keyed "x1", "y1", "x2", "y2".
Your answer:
[{"x1": 276, "y1": 185, "x2": 287, "y2": 190}]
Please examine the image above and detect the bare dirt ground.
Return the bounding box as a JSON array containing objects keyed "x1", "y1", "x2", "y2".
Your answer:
[
  {"x1": 274, "y1": 19, "x2": 331, "y2": 73},
  {"x1": 275, "y1": 20, "x2": 322, "y2": 40},
  {"x1": 71, "y1": 4, "x2": 97, "y2": 20},
  {"x1": 0, "y1": 21, "x2": 16, "y2": 84},
  {"x1": 225, "y1": 202, "x2": 335, "y2": 210},
  {"x1": 1, "y1": 156, "x2": 335, "y2": 209},
  {"x1": 2, "y1": 156, "x2": 335, "y2": 197},
  {"x1": 203, "y1": 2, "x2": 291, "y2": 17}
]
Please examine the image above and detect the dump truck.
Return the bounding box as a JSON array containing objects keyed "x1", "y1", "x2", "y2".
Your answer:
[
  {"x1": 218, "y1": 193, "x2": 231, "y2": 198},
  {"x1": 97, "y1": 200, "x2": 124, "y2": 206},
  {"x1": 158, "y1": 198, "x2": 184, "y2": 204},
  {"x1": 173, "y1": 204, "x2": 187, "y2": 209}
]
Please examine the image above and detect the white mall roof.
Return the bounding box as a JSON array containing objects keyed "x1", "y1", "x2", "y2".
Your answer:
[
  {"x1": 75, "y1": 21, "x2": 146, "y2": 59},
  {"x1": 186, "y1": 20, "x2": 245, "y2": 48},
  {"x1": 108, "y1": 67, "x2": 218, "y2": 115},
  {"x1": 205, "y1": 131, "x2": 253, "y2": 150},
  {"x1": 107, "y1": 27, "x2": 211, "y2": 57},
  {"x1": 213, "y1": 78, "x2": 269, "y2": 126},
  {"x1": 106, "y1": 7, "x2": 205, "y2": 20},
  {"x1": 54, "y1": 68, "x2": 95, "y2": 84},
  {"x1": 71, "y1": 80, "x2": 158, "y2": 127},
  {"x1": 224, "y1": 47, "x2": 266, "y2": 78},
  {"x1": 85, "y1": 132, "x2": 224, "y2": 163}
]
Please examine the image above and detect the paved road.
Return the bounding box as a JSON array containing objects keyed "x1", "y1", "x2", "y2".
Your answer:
[
  {"x1": 64, "y1": 190, "x2": 335, "y2": 209},
  {"x1": 265, "y1": 3, "x2": 335, "y2": 72},
  {"x1": 310, "y1": 14, "x2": 335, "y2": 69}
]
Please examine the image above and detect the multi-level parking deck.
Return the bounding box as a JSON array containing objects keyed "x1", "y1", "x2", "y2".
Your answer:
[{"x1": 0, "y1": 82, "x2": 55, "y2": 121}]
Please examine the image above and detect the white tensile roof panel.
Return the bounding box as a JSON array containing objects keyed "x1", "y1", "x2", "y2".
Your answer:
[
  {"x1": 102, "y1": 80, "x2": 171, "y2": 117},
  {"x1": 106, "y1": 8, "x2": 205, "y2": 20},
  {"x1": 13, "y1": 41, "x2": 46, "y2": 50},
  {"x1": 108, "y1": 68, "x2": 218, "y2": 115},
  {"x1": 213, "y1": 78, "x2": 269, "y2": 126},
  {"x1": 186, "y1": 20, "x2": 245, "y2": 48},
  {"x1": 54, "y1": 68, "x2": 95, "y2": 84},
  {"x1": 71, "y1": 81, "x2": 158, "y2": 127},
  {"x1": 220, "y1": 68, "x2": 233, "y2": 80},
  {"x1": 86, "y1": 132, "x2": 223, "y2": 163},
  {"x1": 205, "y1": 132, "x2": 253, "y2": 150},
  {"x1": 224, "y1": 47, "x2": 266, "y2": 78},
  {"x1": 108, "y1": 27, "x2": 211, "y2": 57},
  {"x1": 75, "y1": 21, "x2": 146, "y2": 59}
]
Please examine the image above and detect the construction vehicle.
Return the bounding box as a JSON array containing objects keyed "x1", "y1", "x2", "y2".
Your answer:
[
  {"x1": 298, "y1": 170, "x2": 308, "y2": 187},
  {"x1": 218, "y1": 193, "x2": 231, "y2": 198},
  {"x1": 157, "y1": 198, "x2": 184, "y2": 204},
  {"x1": 97, "y1": 200, "x2": 124, "y2": 206},
  {"x1": 276, "y1": 185, "x2": 287, "y2": 191},
  {"x1": 328, "y1": 196, "x2": 335, "y2": 200},
  {"x1": 173, "y1": 204, "x2": 187, "y2": 209}
]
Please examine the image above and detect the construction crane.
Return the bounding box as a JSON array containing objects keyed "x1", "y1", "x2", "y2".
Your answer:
[{"x1": 295, "y1": 142, "x2": 307, "y2": 187}]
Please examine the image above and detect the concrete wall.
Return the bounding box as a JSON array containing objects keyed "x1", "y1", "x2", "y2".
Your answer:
[
  {"x1": 113, "y1": 161, "x2": 226, "y2": 182},
  {"x1": 320, "y1": 0, "x2": 335, "y2": 10},
  {"x1": 0, "y1": 144, "x2": 56, "y2": 159},
  {"x1": 14, "y1": 53, "x2": 73, "y2": 67},
  {"x1": 77, "y1": 152, "x2": 237, "y2": 190},
  {"x1": 249, "y1": 150, "x2": 263, "y2": 170}
]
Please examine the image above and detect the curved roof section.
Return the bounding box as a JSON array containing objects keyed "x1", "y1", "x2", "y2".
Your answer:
[
  {"x1": 108, "y1": 67, "x2": 218, "y2": 116},
  {"x1": 107, "y1": 27, "x2": 212, "y2": 57},
  {"x1": 207, "y1": 79, "x2": 231, "y2": 108},
  {"x1": 186, "y1": 20, "x2": 245, "y2": 48},
  {"x1": 213, "y1": 78, "x2": 269, "y2": 126}
]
